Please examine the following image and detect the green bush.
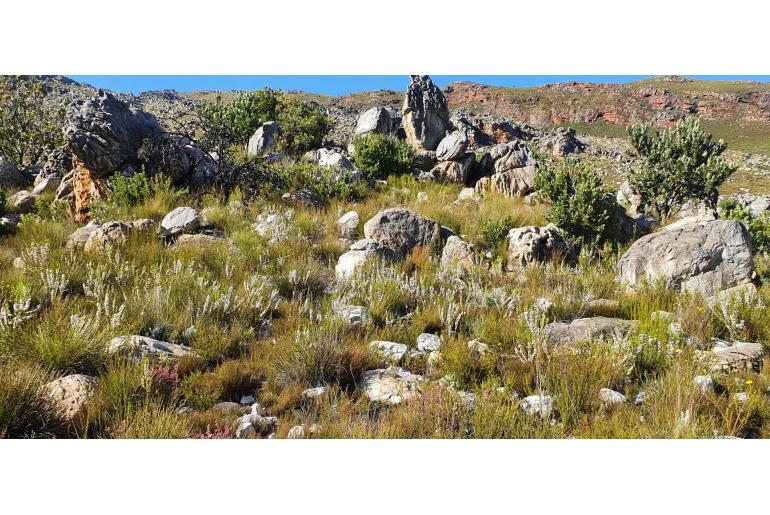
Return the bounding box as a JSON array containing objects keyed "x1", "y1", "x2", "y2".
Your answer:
[
  {"x1": 275, "y1": 97, "x2": 331, "y2": 155},
  {"x1": 627, "y1": 118, "x2": 736, "y2": 220},
  {"x1": 353, "y1": 134, "x2": 414, "y2": 181},
  {"x1": 108, "y1": 172, "x2": 174, "y2": 209},
  {"x1": 0, "y1": 76, "x2": 65, "y2": 167},
  {"x1": 479, "y1": 215, "x2": 515, "y2": 249},
  {"x1": 0, "y1": 363, "x2": 62, "y2": 438},
  {"x1": 196, "y1": 88, "x2": 281, "y2": 148},
  {"x1": 534, "y1": 159, "x2": 616, "y2": 244},
  {"x1": 276, "y1": 162, "x2": 365, "y2": 204},
  {"x1": 721, "y1": 200, "x2": 770, "y2": 253}
]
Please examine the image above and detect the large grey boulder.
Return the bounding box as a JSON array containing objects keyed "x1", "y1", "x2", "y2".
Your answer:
[
  {"x1": 83, "y1": 221, "x2": 130, "y2": 253},
  {"x1": 8, "y1": 190, "x2": 37, "y2": 213},
  {"x1": 436, "y1": 131, "x2": 469, "y2": 161},
  {"x1": 65, "y1": 220, "x2": 103, "y2": 250},
  {"x1": 370, "y1": 341, "x2": 409, "y2": 363},
  {"x1": 506, "y1": 224, "x2": 568, "y2": 268},
  {"x1": 247, "y1": 121, "x2": 279, "y2": 156},
  {"x1": 31, "y1": 175, "x2": 62, "y2": 196},
  {"x1": 64, "y1": 90, "x2": 164, "y2": 177},
  {"x1": 0, "y1": 157, "x2": 26, "y2": 188},
  {"x1": 363, "y1": 207, "x2": 448, "y2": 257},
  {"x1": 335, "y1": 238, "x2": 401, "y2": 279},
  {"x1": 160, "y1": 207, "x2": 200, "y2": 237},
  {"x1": 317, "y1": 148, "x2": 355, "y2": 171},
  {"x1": 355, "y1": 107, "x2": 392, "y2": 137},
  {"x1": 402, "y1": 75, "x2": 450, "y2": 151},
  {"x1": 617, "y1": 217, "x2": 755, "y2": 295}
]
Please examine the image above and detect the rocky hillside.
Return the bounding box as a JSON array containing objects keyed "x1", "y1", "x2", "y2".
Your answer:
[{"x1": 36, "y1": 75, "x2": 770, "y2": 156}]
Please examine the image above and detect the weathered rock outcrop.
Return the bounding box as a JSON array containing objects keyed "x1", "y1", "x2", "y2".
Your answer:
[
  {"x1": 536, "y1": 127, "x2": 586, "y2": 157},
  {"x1": 708, "y1": 341, "x2": 764, "y2": 373},
  {"x1": 506, "y1": 224, "x2": 568, "y2": 268},
  {"x1": 65, "y1": 90, "x2": 164, "y2": 177},
  {"x1": 617, "y1": 217, "x2": 755, "y2": 295},
  {"x1": 402, "y1": 75, "x2": 450, "y2": 151},
  {"x1": 107, "y1": 335, "x2": 198, "y2": 361},
  {"x1": 474, "y1": 165, "x2": 537, "y2": 198},
  {"x1": 358, "y1": 367, "x2": 423, "y2": 405}
]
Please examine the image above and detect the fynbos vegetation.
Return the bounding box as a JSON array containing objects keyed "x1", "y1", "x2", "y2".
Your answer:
[{"x1": 1, "y1": 74, "x2": 769, "y2": 440}]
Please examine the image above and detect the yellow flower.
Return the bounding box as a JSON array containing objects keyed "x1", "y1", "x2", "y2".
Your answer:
[
  {"x1": 746, "y1": 380, "x2": 753, "y2": 385},
  {"x1": 675, "y1": 349, "x2": 682, "y2": 354}
]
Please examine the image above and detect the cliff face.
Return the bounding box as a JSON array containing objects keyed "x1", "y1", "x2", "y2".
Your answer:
[{"x1": 441, "y1": 80, "x2": 770, "y2": 128}]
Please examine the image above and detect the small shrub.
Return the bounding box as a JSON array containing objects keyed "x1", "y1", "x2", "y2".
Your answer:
[
  {"x1": 479, "y1": 215, "x2": 515, "y2": 249},
  {"x1": 0, "y1": 363, "x2": 62, "y2": 438},
  {"x1": 278, "y1": 162, "x2": 366, "y2": 204},
  {"x1": 353, "y1": 134, "x2": 414, "y2": 181},
  {"x1": 721, "y1": 201, "x2": 770, "y2": 253}
]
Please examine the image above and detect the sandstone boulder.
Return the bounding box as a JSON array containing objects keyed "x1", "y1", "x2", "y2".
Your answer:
[
  {"x1": 44, "y1": 374, "x2": 98, "y2": 428},
  {"x1": 83, "y1": 221, "x2": 131, "y2": 253},
  {"x1": 336, "y1": 210, "x2": 360, "y2": 239},
  {"x1": 617, "y1": 217, "x2": 755, "y2": 295},
  {"x1": 474, "y1": 165, "x2": 537, "y2": 198},
  {"x1": 490, "y1": 141, "x2": 536, "y2": 174},
  {"x1": 335, "y1": 238, "x2": 401, "y2": 279}
]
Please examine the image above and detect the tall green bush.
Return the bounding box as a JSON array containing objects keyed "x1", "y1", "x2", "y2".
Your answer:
[
  {"x1": 0, "y1": 76, "x2": 65, "y2": 167},
  {"x1": 196, "y1": 88, "x2": 281, "y2": 148},
  {"x1": 627, "y1": 118, "x2": 736, "y2": 220},
  {"x1": 275, "y1": 98, "x2": 331, "y2": 154}
]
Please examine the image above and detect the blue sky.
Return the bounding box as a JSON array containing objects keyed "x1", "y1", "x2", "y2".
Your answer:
[{"x1": 67, "y1": 75, "x2": 770, "y2": 96}]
